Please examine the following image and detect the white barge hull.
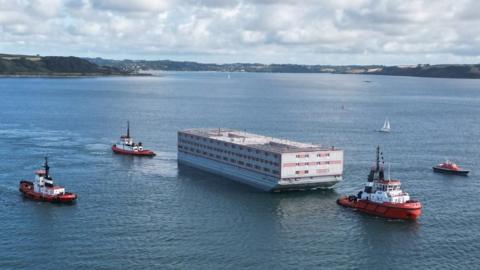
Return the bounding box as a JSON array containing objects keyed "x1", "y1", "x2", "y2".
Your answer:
[{"x1": 178, "y1": 152, "x2": 341, "y2": 192}]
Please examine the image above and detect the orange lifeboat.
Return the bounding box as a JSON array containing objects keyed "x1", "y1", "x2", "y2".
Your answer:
[{"x1": 433, "y1": 160, "x2": 469, "y2": 176}]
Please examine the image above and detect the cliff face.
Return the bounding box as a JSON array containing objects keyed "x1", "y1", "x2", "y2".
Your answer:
[{"x1": 0, "y1": 55, "x2": 126, "y2": 75}]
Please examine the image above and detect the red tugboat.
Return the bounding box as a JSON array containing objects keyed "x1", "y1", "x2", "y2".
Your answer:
[
  {"x1": 111, "y1": 121, "x2": 156, "y2": 157},
  {"x1": 433, "y1": 160, "x2": 469, "y2": 176},
  {"x1": 19, "y1": 157, "x2": 77, "y2": 203},
  {"x1": 337, "y1": 146, "x2": 421, "y2": 220}
]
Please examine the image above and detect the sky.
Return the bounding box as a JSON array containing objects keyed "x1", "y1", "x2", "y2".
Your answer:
[{"x1": 1, "y1": 0, "x2": 480, "y2": 65}]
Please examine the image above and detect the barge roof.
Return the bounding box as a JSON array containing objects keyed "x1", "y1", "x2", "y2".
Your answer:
[{"x1": 180, "y1": 128, "x2": 338, "y2": 153}]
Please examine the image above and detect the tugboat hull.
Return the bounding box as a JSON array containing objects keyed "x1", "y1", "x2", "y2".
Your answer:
[
  {"x1": 19, "y1": 181, "x2": 77, "y2": 203},
  {"x1": 433, "y1": 167, "x2": 469, "y2": 176},
  {"x1": 337, "y1": 196, "x2": 421, "y2": 220},
  {"x1": 111, "y1": 145, "x2": 156, "y2": 157}
]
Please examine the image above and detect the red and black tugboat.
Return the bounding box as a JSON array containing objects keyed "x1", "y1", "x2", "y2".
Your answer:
[
  {"x1": 337, "y1": 146, "x2": 421, "y2": 220},
  {"x1": 112, "y1": 121, "x2": 156, "y2": 157},
  {"x1": 433, "y1": 160, "x2": 469, "y2": 176},
  {"x1": 19, "y1": 157, "x2": 77, "y2": 203}
]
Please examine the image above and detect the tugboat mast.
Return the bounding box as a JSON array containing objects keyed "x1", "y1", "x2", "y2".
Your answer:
[
  {"x1": 366, "y1": 146, "x2": 385, "y2": 193},
  {"x1": 44, "y1": 156, "x2": 50, "y2": 179},
  {"x1": 379, "y1": 148, "x2": 385, "y2": 181},
  {"x1": 127, "y1": 121, "x2": 130, "y2": 138},
  {"x1": 368, "y1": 146, "x2": 381, "y2": 182}
]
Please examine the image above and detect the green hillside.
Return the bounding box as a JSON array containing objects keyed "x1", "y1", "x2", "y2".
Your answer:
[{"x1": 0, "y1": 54, "x2": 126, "y2": 76}]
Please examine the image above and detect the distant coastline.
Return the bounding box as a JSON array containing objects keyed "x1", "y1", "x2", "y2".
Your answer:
[
  {"x1": 87, "y1": 57, "x2": 480, "y2": 79},
  {"x1": 2, "y1": 53, "x2": 480, "y2": 79}
]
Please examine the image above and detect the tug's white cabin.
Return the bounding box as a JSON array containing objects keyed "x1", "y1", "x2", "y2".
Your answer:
[
  {"x1": 118, "y1": 136, "x2": 143, "y2": 151},
  {"x1": 33, "y1": 170, "x2": 65, "y2": 196},
  {"x1": 361, "y1": 180, "x2": 410, "y2": 204},
  {"x1": 120, "y1": 135, "x2": 134, "y2": 146}
]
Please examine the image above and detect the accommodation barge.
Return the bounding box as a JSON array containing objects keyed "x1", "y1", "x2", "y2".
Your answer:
[{"x1": 177, "y1": 128, "x2": 343, "y2": 191}]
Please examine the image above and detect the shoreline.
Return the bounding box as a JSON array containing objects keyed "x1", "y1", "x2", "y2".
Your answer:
[
  {"x1": 0, "y1": 73, "x2": 152, "y2": 78},
  {"x1": 1, "y1": 71, "x2": 479, "y2": 80}
]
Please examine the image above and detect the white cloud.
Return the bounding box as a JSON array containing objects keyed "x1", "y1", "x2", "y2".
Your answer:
[
  {"x1": 1, "y1": 0, "x2": 480, "y2": 64},
  {"x1": 241, "y1": 30, "x2": 266, "y2": 44},
  {"x1": 90, "y1": 0, "x2": 170, "y2": 12},
  {"x1": 27, "y1": 0, "x2": 63, "y2": 17}
]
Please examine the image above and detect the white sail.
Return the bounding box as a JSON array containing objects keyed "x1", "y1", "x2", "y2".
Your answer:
[{"x1": 380, "y1": 118, "x2": 391, "y2": 132}]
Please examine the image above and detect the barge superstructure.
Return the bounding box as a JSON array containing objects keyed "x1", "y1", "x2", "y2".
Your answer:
[{"x1": 177, "y1": 128, "x2": 343, "y2": 191}]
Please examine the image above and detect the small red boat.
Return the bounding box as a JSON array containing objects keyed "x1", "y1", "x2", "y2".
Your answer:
[
  {"x1": 433, "y1": 160, "x2": 469, "y2": 176},
  {"x1": 112, "y1": 121, "x2": 155, "y2": 157},
  {"x1": 19, "y1": 157, "x2": 77, "y2": 203},
  {"x1": 337, "y1": 146, "x2": 421, "y2": 220}
]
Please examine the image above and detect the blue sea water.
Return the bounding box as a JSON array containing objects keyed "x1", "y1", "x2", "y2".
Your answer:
[{"x1": 1, "y1": 73, "x2": 480, "y2": 269}]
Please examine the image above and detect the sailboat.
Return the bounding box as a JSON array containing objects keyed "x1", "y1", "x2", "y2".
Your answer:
[{"x1": 379, "y1": 118, "x2": 391, "y2": 133}]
